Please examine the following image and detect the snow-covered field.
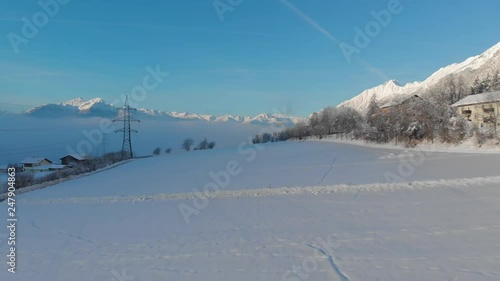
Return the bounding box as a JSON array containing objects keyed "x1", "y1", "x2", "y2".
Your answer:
[{"x1": 1, "y1": 141, "x2": 500, "y2": 281}]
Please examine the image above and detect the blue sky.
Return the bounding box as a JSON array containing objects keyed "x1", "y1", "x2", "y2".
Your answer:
[{"x1": 0, "y1": 0, "x2": 499, "y2": 117}]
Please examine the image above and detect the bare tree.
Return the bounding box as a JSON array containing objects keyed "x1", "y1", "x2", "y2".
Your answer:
[
  {"x1": 319, "y1": 106, "x2": 338, "y2": 135},
  {"x1": 491, "y1": 70, "x2": 500, "y2": 91},
  {"x1": 336, "y1": 107, "x2": 363, "y2": 138},
  {"x1": 309, "y1": 112, "x2": 326, "y2": 138},
  {"x1": 181, "y1": 138, "x2": 194, "y2": 151},
  {"x1": 366, "y1": 96, "x2": 380, "y2": 125},
  {"x1": 208, "y1": 141, "x2": 216, "y2": 149},
  {"x1": 196, "y1": 138, "x2": 209, "y2": 150},
  {"x1": 261, "y1": 133, "x2": 273, "y2": 143},
  {"x1": 252, "y1": 135, "x2": 261, "y2": 144}
]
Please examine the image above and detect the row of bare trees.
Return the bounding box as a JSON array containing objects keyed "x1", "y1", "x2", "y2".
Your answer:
[
  {"x1": 363, "y1": 95, "x2": 474, "y2": 146},
  {"x1": 182, "y1": 138, "x2": 215, "y2": 151},
  {"x1": 152, "y1": 138, "x2": 217, "y2": 156},
  {"x1": 470, "y1": 70, "x2": 500, "y2": 95},
  {"x1": 273, "y1": 85, "x2": 497, "y2": 147},
  {"x1": 273, "y1": 70, "x2": 500, "y2": 146},
  {"x1": 254, "y1": 106, "x2": 364, "y2": 143}
]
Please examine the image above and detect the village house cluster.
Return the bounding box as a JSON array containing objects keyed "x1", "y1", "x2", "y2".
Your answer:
[{"x1": 0, "y1": 154, "x2": 86, "y2": 174}]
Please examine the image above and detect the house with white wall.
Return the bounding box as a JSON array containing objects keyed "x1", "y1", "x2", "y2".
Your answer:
[
  {"x1": 452, "y1": 91, "x2": 500, "y2": 132},
  {"x1": 20, "y1": 157, "x2": 53, "y2": 172}
]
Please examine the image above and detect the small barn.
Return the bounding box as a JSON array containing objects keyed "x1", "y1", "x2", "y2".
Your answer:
[
  {"x1": 60, "y1": 154, "x2": 86, "y2": 166},
  {"x1": 20, "y1": 157, "x2": 53, "y2": 172}
]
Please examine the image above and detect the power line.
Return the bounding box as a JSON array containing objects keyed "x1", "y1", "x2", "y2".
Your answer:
[
  {"x1": 113, "y1": 95, "x2": 140, "y2": 159},
  {"x1": 0, "y1": 128, "x2": 86, "y2": 132},
  {"x1": 102, "y1": 133, "x2": 107, "y2": 157},
  {"x1": 0, "y1": 141, "x2": 74, "y2": 153},
  {"x1": 0, "y1": 147, "x2": 69, "y2": 157}
]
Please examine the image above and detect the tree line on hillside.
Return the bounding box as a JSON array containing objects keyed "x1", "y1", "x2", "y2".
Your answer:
[
  {"x1": 253, "y1": 71, "x2": 500, "y2": 147},
  {"x1": 470, "y1": 70, "x2": 500, "y2": 95}
]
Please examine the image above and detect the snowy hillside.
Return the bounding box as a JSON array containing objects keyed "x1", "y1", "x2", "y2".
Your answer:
[
  {"x1": 2, "y1": 141, "x2": 500, "y2": 281},
  {"x1": 338, "y1": 42, "x2": 500, "y2": 112},
  {"x1": 337, "y1": 79, "x2": 420, "y2": 113},
  {"x1": 25, "y1": 98, "x2": 303, "y2": 126}
]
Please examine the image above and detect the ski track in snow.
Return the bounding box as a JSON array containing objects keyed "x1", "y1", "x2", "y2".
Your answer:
[
  {"x1": 18, "y1": 175, "x2": 500, "y2": 205},
  {"x1": 306, "y1": 243, "x2": 350, "y2": 281},
  {"x1": 30, "y1": 221, "x2": 103, "y2": 244}
]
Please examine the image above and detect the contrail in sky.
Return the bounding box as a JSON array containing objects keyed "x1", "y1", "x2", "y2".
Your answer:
[{"x1": 279, "y1": 0, "x2": 390, "y2": 81}]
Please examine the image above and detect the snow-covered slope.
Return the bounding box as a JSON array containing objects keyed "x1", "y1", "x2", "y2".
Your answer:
[
  {"x1": 338, "y1": 42, "x2": 500, "y2": 112},
  {"x1": 337, "y1": 79, "x2": 420, "y2": 113},
  {"x1": 3, "y1": 141, "x2": 500, "y2": 281},
  {"x1": 25, "y1": 98, "x2": 303, "y2": 126}
]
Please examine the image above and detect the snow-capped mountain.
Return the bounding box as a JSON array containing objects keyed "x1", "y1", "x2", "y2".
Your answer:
[
  {"x1": 25, "y1": 98, "x2": 303, "y2": 126},
  {"x1": 27, "y1": 97, "x2": 117, "y2": 118},
  {"x1": 338, "y1": 42, "x2": 500, "y2": 112},
  {"x1": 337, "y1": 79, "x2": 420, "y2": 113}
]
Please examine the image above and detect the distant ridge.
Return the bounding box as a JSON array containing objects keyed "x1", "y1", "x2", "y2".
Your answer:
[{"x1": 25, "y1": 98, "x2": 304, "y2": 127}]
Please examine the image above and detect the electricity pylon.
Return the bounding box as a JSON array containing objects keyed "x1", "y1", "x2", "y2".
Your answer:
[{"x1": 113, "y1": 95, "x2": 140, "y2": 159}]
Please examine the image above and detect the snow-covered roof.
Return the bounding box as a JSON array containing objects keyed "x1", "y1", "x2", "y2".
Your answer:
[
  {"x1": 451, "y1": 91, "x2": 500, "y2": 107},
  {"x1": 20, "y1": 157, "x2": 52, "y2": 164},
  {"x1": 60, "y1": 154, "x2": 86, "y2": 161}
]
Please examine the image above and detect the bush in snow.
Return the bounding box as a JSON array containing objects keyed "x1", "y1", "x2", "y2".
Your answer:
[
  {"x1": 153, "y1": 147, "x2": 161, "y2": 156},
  {"x1": 196, "y1": 138, "x2": 209, "y2": 150},
  {"x1": 16, "y1": 172, "x2": 35, "y2": 189},
  {"x1": 182, "y1": 138, "x2": 194, "y2": 151},
  {"x1": 208, "y1": 141, "x2": 216, "y2": 149},
  {"x1": 252, "y1": 135, "x2": 261, "y2": 144}
]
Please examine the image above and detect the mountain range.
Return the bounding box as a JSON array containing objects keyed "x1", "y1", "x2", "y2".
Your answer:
[
  {"x1": 25, "y1": 97, "x2": 304, "y2": 127},
  {"x1": 20, "y1": 42, "x2": 500, "y2": 124},
  {"x1": 338, "y1": 42, "x2": 500, "y2": 112}
]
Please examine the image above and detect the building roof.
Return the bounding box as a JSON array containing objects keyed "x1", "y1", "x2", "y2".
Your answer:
[
  {"x1": 20, "y1": 157, "x2": 52, "y2": 164},
  {"x1": 60, "y1": 154, "x2": 86, "y2": 161},
  {"x1": 452, "y1": 91, "x2": 500, "y2": 107}
]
